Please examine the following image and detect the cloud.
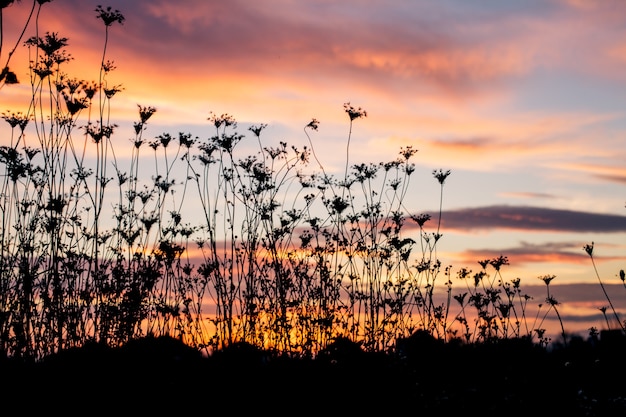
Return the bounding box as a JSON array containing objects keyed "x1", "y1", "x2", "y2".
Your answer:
[
  {"x1": 395, "y1": 111, "x2": 620, "y2": 172},
  {"x1": 498, "y1": 192, "x2": 559, "y2": 199},
  {"x1": 451, "y1": 240, "x2": 626, "y2": 268},
  {"x1": 424, "y1": 205, "x2": 626, "y2": 233},
  {"x1": 556, "y1": 162, "x2": 626, "y2": 185},
  {"x1": 7, "y1": 0, "x2": 626, "y2": 126},
  {"x1": 6, "y1": 0, "x2": 540, "y2": 98},
  {"x1": 455, "y1": 242, "x2": 588, "y2": 266}
]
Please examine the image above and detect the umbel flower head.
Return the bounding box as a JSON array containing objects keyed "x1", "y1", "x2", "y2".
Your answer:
[
  {"x1": 25, "y1": 32, "x2": 68, "y2": 56},
  {"x1": 305, "y1": 118, "x2": 320, "y2": 131},
  {"x1": 138, "y1": 104, "x2": 156, "y2": 123},
  {"x1": 2, "y1": 111, "x2": 30, "y2": 131},
  {"x1": 95, "y1": 5, "x2": 125, "y2": 26},
  {"x1": 248, "y1": 123, "x2": 267, "y2": 138},
  {"x1": 433, "y1": 169, "x2": 451, "y2": 185},
  {"x1": 0, "y1": 67, "x2": 18, "y2": 84},
  {"x1": 344, "y1": 102, "x2": 367, "y2": 121},
  {"x1": 539, "y1": 274, "x2": 555, "y2": 286}
]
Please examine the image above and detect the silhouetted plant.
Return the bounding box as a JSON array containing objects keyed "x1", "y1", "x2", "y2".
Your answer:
[
  {"x1": 1, "y1": 1, "x2": 621, "y2": 362},
  {"x1": 583, "y1": 242, "x2": 624, "y2": 333}
]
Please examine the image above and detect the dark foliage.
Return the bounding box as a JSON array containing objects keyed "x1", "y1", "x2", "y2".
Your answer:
[{"x1": 1, "y1": 333, "x2": 625, "y2": 416}]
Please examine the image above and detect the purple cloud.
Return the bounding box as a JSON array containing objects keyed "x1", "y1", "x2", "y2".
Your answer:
[{"x1": 431, "y1": 205, "x2": 626, "y2": 233}]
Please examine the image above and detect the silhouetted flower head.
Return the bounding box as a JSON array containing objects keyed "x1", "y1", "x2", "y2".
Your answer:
[
  {"x1": 248, "y1": 123, "x2": 267, "y2": 138},
  {"x1": 473, "y1": 271, "x2": 486, "y2": 286},
  {"x1": 138, "y1": 105, "x2": 156, "y2": 123},
  {"x1": 117, "y1": 171, "x2": 128, "y2": 185},
  {"x1": 84, "y1": 81, "x2": 98, "y2": 99},
  {"x1": 489, "y1": 255, "x2": 509, "y2": 271},
  {"x1": 83, "y1": 122, "x2": 117, "y2": 143},
  {"x1": 264, "y1": 144, "x2": 286, "y2": 160},
  {"x1": 96, "y1": 5, "x2": 125, "y2": 26},
  {"x1": 433, "y1": 169, "x2": 451, "y2": 185},
  {"x1": 32, "y1": 61, "x2": 54, "y2": 80},
  {"x1": 56, "y1": 75, "x2": 83, "y2": 94},
  {"x1": 584, "y1": 242, "x2": 594, "y2": 257},
  {"x1": 132, "y1": 138, "x2": 143, "y2": 149},
  {"x1": 456, "y1": 267, "x2": 471, "y2": 280},
  {"x1": 410, "y1": 213, "x2": 431, "y2": 227},
  {"x1": 539, "y1": 274, "x2": 555, "y2": 286},
  {"x1": 102, "y1": 60, "x2": 116, "y2": 73},
  {"x1": 546, "y1": 295, "x2": 559, "y2": 306},
  {"x1": 497, "y1": 303, "x2": 511, "y2": 318},
  {"x1": 63, "y1": 93, "x2": 89, "y2": 115},
  {"x1": 0, "y1": 67, "x2": 18, "y2": 84},
  {"x1": 344, "y1": 102, "x2": 367, "y2": 121},
  {"x1": 156, "y1": 133, "x2": 172, "y2": 148},
  {"x1": 306, "y1": 118, "x2": 320, "y2": 131},
  {"x1": 328, "y1": 196, "x2": 349, "y2": 214},
  {"x1": 23, "y1": 146, "x2": 40, "y2": 161},
  {"x1": 454, "y1": 292, "x2": 467, "y2": 306},
  {"x1": 25, "y1": 32, "x2": 68, "y2": 56},
  {"x1": 178, "y1": 132, "x2": 196, "y2": 148},
  {"x1": 2, "y1": 111, "x2": 30, "y2": 131},
  {"x1": 399, "y1": 146, "x2": 417, "y2": 161},
  {"x1": 104, "y1": 84, "x2": 123, "y2": 98},
  {"x1": 382, "y1": 160, "x2": 399, "y2": 172}
]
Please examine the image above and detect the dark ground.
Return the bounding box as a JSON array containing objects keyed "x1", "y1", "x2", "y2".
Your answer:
[{"x1": 1, "y1": 332, "x2": 625, "y2": 416}]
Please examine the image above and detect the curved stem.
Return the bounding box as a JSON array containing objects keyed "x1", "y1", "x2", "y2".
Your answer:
[
  {"x1": 1, "y1": 0, "x2": 38, "y2": 90},
  {"x1": 590, "y1": 255, "x2": 624, "y2": 331}
]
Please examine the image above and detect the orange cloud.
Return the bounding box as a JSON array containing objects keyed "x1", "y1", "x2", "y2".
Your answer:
[
  {"x1": 555, "y1": 162, "x2": 626, "y2": 185},
  {"x1": 498, "y1": 192, "x2": 559, "y2": 200},
  {"x1": 379, "y1": 109, "x2": 620, "y2": 172},
  {"x1": 456, "y1": 248, "x2": 590, "y2": 268}
]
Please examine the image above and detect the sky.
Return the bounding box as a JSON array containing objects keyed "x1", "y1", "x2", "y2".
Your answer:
[{"x1": 2, "y1": 0, "x2": 626, "y2": 338}]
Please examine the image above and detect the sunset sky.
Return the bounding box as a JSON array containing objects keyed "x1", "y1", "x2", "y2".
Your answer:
[{"x1": 3, "y1": 0, "x2": 626, "y2": 337}]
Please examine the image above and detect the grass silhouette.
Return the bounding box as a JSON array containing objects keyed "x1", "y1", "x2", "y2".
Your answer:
[{"x1": 1, "y1": 2, "x2": 626, "y2": 414}]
